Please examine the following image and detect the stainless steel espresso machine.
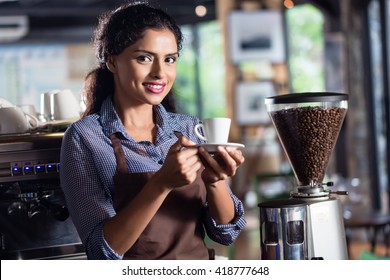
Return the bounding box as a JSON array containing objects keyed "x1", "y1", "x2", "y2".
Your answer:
[
  {"x1": 0, "y1": 132, "x2": 85, "y2": 259},
  {"x1": 258, "y1": 92, "x2": 349, "y2": 260}
]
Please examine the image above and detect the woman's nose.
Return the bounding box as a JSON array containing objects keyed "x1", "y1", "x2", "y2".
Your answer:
[{"x1": 150, "y1": 61, "x2": 165, "y2": 78}]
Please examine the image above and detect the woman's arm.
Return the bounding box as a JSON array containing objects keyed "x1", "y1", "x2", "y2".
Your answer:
[
  {"x1": 203, "y1": 190, "x2": 246, "y2": 245},
  {"x1": 61, "y1": 127, "x2": 119, "y2": 259},
  {"x1": 198, "y1": 146, "x2": 245, "y2": 224}
]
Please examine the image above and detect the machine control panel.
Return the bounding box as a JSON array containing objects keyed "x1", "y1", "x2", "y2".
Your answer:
[
  {"x1": 0, "y1": 148, "x2": 61, "y2": 183},
  {"x1": 10, "y1": 162, "x2": 61, "y2": 176},
  {"x1": 0, "y1": 132, "x2": 64, "y2": 183},
  {"x1": 0, "y1": 156, "x2": 60, "y2": 182}
]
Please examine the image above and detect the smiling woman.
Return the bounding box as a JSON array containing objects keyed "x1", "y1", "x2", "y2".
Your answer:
[
  {"x1": 105, "y1": 29, "x2": 179, "y2": 116},
  {"x1": 59, "y1": 1, "x2": 246, "y2": 260}
]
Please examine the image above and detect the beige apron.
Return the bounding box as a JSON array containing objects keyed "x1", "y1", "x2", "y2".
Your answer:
[{"x1": 110, "y1": 134, "x2": 210, "y2": 259}]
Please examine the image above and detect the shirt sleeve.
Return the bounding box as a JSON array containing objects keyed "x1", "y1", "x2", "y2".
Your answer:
[
  {"x1": 202, "y1": 185, "x2": 246, "y2": 245},
  {"x1": 60, "y1": 125, "x2": 123, "y2": 260}
]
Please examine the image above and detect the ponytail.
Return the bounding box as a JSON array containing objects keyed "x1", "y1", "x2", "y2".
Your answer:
[{"x1": 82, "y1": 66, "x2": 114, "y2": 117}]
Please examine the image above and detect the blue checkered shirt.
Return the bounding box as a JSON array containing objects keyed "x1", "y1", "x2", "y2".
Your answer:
[{"x1": 60, "y1": 97, "x2": 246, "y2": 259}]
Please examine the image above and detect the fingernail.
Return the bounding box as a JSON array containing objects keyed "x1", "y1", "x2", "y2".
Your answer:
[{"x1": 173, "y1": 131, "x2": 182, "y2": 138}]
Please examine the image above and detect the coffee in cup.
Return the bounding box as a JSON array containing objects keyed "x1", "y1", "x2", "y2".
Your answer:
[{"x1": 194, "y1": 117, "x2": 231, "y2": 144}]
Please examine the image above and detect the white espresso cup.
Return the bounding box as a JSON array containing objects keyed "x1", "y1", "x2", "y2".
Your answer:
[
  {"x1": 40, "y1": 89, "x2": 80, "y2": 121},
  {"x1": 194, "y1": 117, "x2": 231, "y2": 144},
  {"x1": 52, "y1": 89, "x2": 80, "y2": 120},
  {"x1": 40, "y1": 89, "x2": 60, "y2": 121},
  {"x1": 0, "y1": 106, "x2": 39, "y2": 134}
]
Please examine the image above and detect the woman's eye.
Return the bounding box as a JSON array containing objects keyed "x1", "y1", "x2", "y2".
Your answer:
[
  {"x1": 137, "y1": 55, "x2": 152, "y2": 62},
  {"x1": 165, "y1": 56, "x2": 177, "y2": 64}
]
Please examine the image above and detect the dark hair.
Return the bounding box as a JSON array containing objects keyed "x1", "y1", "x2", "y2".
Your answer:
[{"x1": 82, "y1": 1, "x2": 183, "y2": 117}]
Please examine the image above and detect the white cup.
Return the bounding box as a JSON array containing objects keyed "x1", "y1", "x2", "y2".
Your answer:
[
  {"x1": 52, "y1": 89, "x2": 80, "y2": 120},
  {"x1": 0, "y1": 106, "x2": 39, "y2": 134},
  {"x1": 40, "y1": 89, "x2": 80, "y2": 121},
  {"x1": 40, "y1": 89, "x2": 59, "y2": 121},
  {"x1": 194, "y1": 117, "x2": 231, "y2": 144}
]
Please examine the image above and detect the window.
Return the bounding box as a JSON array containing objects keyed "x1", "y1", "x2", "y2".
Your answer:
[
  {"x1": 175, "y1": 21, "x2": 226, "y2": 118},
  {"x1": 286, "y1": 4, "x2": 325, "y2": 92}
]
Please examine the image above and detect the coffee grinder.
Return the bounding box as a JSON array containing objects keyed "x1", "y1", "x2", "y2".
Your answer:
[{"x1": 258, "y1": 92, "x2": 349, "y2": 260}]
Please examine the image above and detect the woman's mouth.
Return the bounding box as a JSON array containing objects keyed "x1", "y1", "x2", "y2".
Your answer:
[{"x1": 143, "y1": 82, "x2": 166, "y2": 94}]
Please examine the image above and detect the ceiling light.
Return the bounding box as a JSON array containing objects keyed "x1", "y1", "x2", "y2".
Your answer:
[
  {"x1": 284, "y1": 0, "x2": 295, "y2": 9},
  {"x1": 195, "y1": 5, "x2": 207, "y2": 17}
]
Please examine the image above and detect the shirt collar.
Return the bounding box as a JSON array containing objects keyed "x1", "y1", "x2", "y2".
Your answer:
[
  {"x1": 100, "y1": 97, "x2": 125, "y2": 138},
  {"x1": 99, "y1": 96, "x2": 177, "y2": 142}
]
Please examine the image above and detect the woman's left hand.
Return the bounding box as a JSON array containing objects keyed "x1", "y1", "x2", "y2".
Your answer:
[{"x1": 198, "y1": 146, "x2": 245, "y2": 185}]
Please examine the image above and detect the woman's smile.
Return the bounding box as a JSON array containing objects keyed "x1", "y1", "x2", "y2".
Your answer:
[{"x1": 143, "y1": 81, "x2": 167, "y2": 94}]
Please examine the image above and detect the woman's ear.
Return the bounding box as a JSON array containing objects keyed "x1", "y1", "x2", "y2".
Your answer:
[{"x1": 106, "y1": 56, "x2": 117, "y2": 73}]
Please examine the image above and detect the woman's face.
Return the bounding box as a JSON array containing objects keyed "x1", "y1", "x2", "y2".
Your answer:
[{"x1": 108, "y1": 28, "x2": 178, "y2": 107}]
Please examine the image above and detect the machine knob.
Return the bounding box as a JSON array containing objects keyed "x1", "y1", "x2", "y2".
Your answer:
[
  {"x1": 7, "y1": 201, "x2": 27, "y2": 217},
  {"x1": 28, "y1": 204, "x2": 46, "y2": 219}
]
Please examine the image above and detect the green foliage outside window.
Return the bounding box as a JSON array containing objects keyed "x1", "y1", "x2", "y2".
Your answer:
[
  {"x1": 175, "y1": 21, "x2": 226, "y2": 118},
  {"x1": 286, "y1": 4, "x2": 325, "y2": 92}
]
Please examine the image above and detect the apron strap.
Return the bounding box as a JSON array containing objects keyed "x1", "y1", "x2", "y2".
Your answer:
[{"x1": 110, "y1": 133, "x2": 128, "y2": 174}]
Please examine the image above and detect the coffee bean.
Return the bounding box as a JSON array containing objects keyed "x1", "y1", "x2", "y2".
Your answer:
[{"x1": 270, "y1": 106, "x2": 346, "y2": 186}]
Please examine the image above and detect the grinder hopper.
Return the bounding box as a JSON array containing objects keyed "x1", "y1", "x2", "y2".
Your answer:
[
  {"x1": 265, "y1": 92, "x2": 348, "y2": 196},
  {"x1": 259, "y1": 92, "x2": 349, "y2": 260}
]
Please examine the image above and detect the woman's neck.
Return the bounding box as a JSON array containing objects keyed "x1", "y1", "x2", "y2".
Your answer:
[{"x1": 114, "y1": 101, "x2": 156, "y2": 143}]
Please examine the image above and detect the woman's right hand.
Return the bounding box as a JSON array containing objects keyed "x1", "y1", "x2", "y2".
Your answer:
[{"x1": 153, "y1": 134, "x2": 202, "y2": 190}]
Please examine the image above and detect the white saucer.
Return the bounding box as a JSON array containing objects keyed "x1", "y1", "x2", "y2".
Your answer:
[{"x1": 193, "y1": 142, "x2": 245, "y2": 153}]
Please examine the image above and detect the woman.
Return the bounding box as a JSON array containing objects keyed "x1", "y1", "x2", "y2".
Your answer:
[{"x1": 60, "y1": 2, "x2": 246, "y2": 260}]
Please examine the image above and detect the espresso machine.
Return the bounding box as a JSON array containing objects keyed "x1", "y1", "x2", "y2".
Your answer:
[
  {"x1": 258, "y1": 92, "x2": 349, "y2": 260},
  {"x1": 0, "y1": 132, "x2": 85, "y2": 259}
]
